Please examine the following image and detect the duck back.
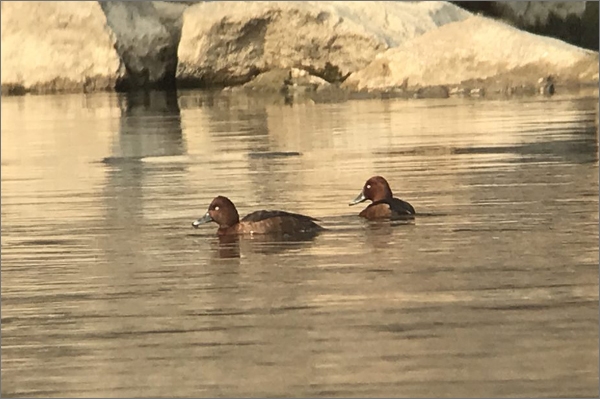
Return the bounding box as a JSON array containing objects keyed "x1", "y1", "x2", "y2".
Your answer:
[{"x1": 240, "y1": 210, "x2": 323, "y2": 234}]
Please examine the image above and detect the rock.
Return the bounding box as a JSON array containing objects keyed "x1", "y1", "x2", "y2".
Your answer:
[
  {"x1": 177, "y1": 1, "x2": 471, "y2": 87},
  {"x1": 415, "y1": 85, "x2": 450, "y2": 99},
  {"x1": 469, "y1": 88, "x2": 485, "y2": 97},
  {"x1": 99, "y1": 1, "x2": 189, "y2": 90},
  {"x1": 3, "y1": 1, "x2": 595, "y2": 99},
  {"x1": 290, "y1": 68, "x2": 330, "y2": 88},
  {"x1": 242, "y1": 68, "x2": 329, "y2": 92},
  {"x1": 242, "y1": 68, "x2": 293, "y2": 93},
  {"x1": 310, "y1": 84, "x2": 350, "y2": 104},
  {"x1": 0, "y1": 1, "x2": 120, "y2": 94},
  {"x1": 449, "y1": 86, "x2": 468, "y2": 96},
  {"x1": 343, "y1": 15, "x2": 599, "y2": 94},
  {"x1": 538, "y1": 76, "x2": 555, "y2": 95},
  {"x1": 234, "y1": 67, "x2": 334, "y2": 105}
]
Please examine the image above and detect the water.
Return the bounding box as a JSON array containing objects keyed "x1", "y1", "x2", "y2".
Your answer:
[{"x1": 2, "y1": 90, "x2": 598, "y2": 398}]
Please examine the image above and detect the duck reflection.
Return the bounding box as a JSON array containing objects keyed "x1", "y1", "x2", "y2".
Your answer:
[
  {"x1": 211, "y1": 231, "x2": 320, "y2": 259},
  {"x1": 212, "y1": 234, "x2": 241, "y2": 259},
  {"x1": 363, "y1": 218, "x2": 415, "y2": 249}
]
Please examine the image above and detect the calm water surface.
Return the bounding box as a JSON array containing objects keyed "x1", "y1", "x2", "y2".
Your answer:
[{"x1": 1, "y1": 91, "x2": 598, "y2": 397}]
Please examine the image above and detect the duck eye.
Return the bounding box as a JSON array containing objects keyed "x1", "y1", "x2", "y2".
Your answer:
[
  {"x1": 366, "y1": 184, "x2": 371, "y2": 189},
  {"x1": 214, "y1": 206, "x2": 220, "y2": 211}
]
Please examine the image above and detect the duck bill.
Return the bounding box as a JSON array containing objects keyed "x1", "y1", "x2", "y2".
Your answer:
[
  {"x1": 192, "y1": 212, "x2": 213, "y2": 228},
  {"x1": 349, "y1": 191, "x2": 367, "y2": 206}
]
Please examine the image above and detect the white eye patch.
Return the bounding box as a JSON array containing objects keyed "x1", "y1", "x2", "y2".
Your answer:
[
  {"x1": 214, "y1": 206, "x2": 220, "y2": 211},
  {"x1": 366, "y1": 184, "x2": 371, "y2": 189}
]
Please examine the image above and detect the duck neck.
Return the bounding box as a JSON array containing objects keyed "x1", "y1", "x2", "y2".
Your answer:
[
  {"x1": 220, "y1": 212, "x2": 240, "y2": 229},
  {"x1": 217, "y1": 222, "x2": 240, "y2": 236},
  {"x1": 374, "y1": 190, "x2": 393, "y2": 202}
]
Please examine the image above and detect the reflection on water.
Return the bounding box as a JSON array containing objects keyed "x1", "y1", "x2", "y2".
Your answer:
[
  {"x1": 208, "y1": 233, "x2": 322, "y2": 259},
  {"x1": 1, "y1": 90, "x2": 598, "y2": 397}
]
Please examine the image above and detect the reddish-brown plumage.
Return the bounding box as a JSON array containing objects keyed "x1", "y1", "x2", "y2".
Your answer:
[
  {"x1": 193, "y1": 196, "x2": 324, "y2": 236},
  {"x1": 350, "y1": 176, "x2": 415, "y2": 220}
]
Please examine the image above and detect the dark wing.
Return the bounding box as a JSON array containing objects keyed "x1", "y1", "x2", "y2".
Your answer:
[
  {"x1": 242, "y1": 210, "x2": 320, "y2": 223},
  {"x1": 389, "y1": 198, "x2": 416, "y2": 215}
]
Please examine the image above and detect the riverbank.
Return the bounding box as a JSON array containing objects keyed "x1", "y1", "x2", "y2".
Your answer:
[{"x1": 1, "y1": 1, "x2": 597, "y2": 100}]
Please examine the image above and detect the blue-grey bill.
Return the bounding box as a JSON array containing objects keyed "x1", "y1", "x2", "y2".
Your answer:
[
  {"x1": 349, "y1": 191, "x2": 367, "y2": 206},
  {"x1": 192, "y1": 212, "x2": 213, "y2": 228}
]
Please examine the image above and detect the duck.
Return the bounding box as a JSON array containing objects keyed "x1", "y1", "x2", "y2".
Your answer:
[
  {"x1": 349, "y1": 176, "x2": 415, "y2": 219},
  {"x1": 192, "y1": 196, "x2": 324, "y2": 236}
]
